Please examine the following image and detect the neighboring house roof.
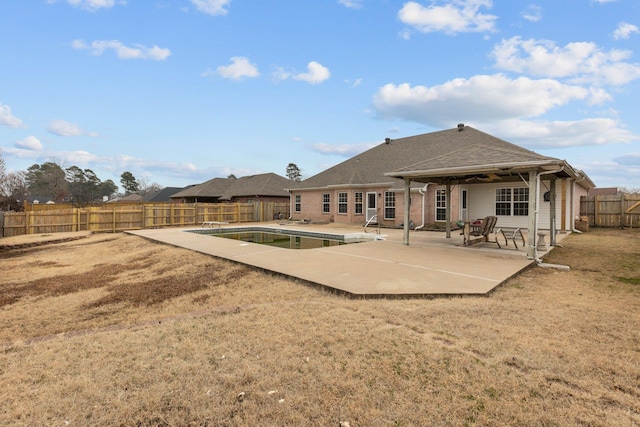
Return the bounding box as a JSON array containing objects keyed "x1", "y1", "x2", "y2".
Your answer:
[
  {"x1": 142, "y1": 187, "x2": 185, "y2": 202},
  {"x1": 293, "y1": 125, "x2": 594, "y2": 190},
  {"x1": 171, "y1": 173, "x2": 290, "y2": 201},
  {"x1": 588, "y1": 187, "x2": 619, "y2": 196},
  {"x1": 26, "y1": 195, "x2": 55, "y2": 204},
  {"x1": 106, "y1": 193, "x2": 143, "y2": 203}
]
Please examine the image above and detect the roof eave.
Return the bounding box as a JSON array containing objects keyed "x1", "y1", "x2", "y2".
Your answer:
[{"x1": 385, "y1": 160, "x2": 568, "y2": 179}]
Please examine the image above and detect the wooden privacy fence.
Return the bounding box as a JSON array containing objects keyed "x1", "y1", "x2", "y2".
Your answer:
[
  {"x1": 580, "y1": 194, "x2": 640, "y2": 228},
  {"x1": 1, "y1": 202, "x2": 291, "y2": 238}
]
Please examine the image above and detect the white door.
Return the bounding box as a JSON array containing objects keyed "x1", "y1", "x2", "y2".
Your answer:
[{"x1": 366, "y1": 192, "x2": 377, "y2": 222}]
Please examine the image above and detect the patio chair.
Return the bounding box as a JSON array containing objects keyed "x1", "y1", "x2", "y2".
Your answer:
[{"x1": 463, "y1": 216, "x2": 507, "y2": 248}]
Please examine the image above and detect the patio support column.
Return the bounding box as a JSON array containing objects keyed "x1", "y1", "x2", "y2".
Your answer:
[
  {"x1": 549, "y1": 176, "x2": 557, "y2": 246},
  {"x1": 527, "y1": 170, "x2": 537, "y2": 260},
  {"x1": 403, "y1": 178, "x2": 411, "y2": 245},
  {"x1": 445, "y1": 179, "x2": 451, "y2": 238}
]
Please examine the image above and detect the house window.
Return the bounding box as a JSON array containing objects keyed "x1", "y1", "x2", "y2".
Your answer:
[
  {"x1": 495, "y1": 189, "x2": 511, "y2": 215},
  {"x1": 354, "y1": 192, "x2": 363, "y2": 215},
  {"x1": 338, "y1": 192, "x2": 348, "y2": 214},
  {"x1": 322, "y1": 193, "x2": 330, "y2": 213},
  {"x1": 294, "y1": 194, "x2": 301, "y2": 213},
  {"x1": 384, "y1": 191, "x2": 395, "y2": 219},
  {"x1": 495, "y1": 188, "x2": 529, "y2": 216},
  {"x1": 513, "y1": 188, "x2": 529, "y2": 216},
  {"x1": 436, "y1": 189, "x2": 447, "y2": 221}
]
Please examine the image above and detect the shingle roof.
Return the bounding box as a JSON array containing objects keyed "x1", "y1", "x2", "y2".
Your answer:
[
  {"x1": 171, "y1": 178, "x2": 228, "y2": 199},
  {"x1": 293, "y1": 126, "x2": 568, "y2": 189},
  {"x1": 171, "y1": 173, "x2": 289, "y2": 200},
  {"x1": 142, "y1": 187, "x2": 185, "y2": 202}
]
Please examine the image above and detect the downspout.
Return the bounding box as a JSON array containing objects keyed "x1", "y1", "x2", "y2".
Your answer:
[
  {"x1": 288, "y1": 191, "x2": 293, "y2": 220},
  {"x1": 403, "y1": 178, "x2": 411, "y2": 245},
  {"x1": 415, "y1": 183, "x2": 430, "y2": 230}
]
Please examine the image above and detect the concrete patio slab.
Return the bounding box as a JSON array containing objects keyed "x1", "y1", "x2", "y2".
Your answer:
[{"x1": 127, "y1": 222, "x2": 546, "y2": 296}]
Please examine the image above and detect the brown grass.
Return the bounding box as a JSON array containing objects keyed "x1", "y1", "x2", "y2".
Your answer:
[{"x1": 1, "y1": 228, "x2": 639, "y2": 426}]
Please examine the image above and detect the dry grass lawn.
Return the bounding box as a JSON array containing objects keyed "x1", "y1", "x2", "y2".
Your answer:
[{"x1": 0, "y1": 228, "x2": 639, "y2": 426}]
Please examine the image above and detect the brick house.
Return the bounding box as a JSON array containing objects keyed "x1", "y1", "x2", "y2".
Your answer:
[{"x1": 289, "y1": 125, "x2": 594, "y2": 240}]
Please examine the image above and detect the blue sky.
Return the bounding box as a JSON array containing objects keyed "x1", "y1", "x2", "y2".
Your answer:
[{"x1": 1, "y1": 0, "x2": 639, "y2": 191}]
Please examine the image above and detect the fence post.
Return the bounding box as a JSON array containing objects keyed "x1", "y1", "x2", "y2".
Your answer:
[{"x1": 142, "y1": 205, "x2": 147, "y2": 229}]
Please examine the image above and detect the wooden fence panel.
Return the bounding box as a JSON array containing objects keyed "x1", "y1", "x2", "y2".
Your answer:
[
  {"x1": 580, "y1": 194, "x2": 640, "y2": 228},
  {"x1": 1, "y1": 201, "x2": 290, "y2": 238}
]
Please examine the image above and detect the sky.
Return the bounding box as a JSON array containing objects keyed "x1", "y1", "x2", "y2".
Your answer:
[{"x1": 1, "y1": 0, "x2": 640, "y2": 192}]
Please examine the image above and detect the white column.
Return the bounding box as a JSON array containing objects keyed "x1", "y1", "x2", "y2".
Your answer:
[{"x1": 527, "y1": 170, "x2": 537, "y2": 259}]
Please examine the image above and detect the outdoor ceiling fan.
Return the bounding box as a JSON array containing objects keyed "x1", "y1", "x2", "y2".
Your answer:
[{"x1": 465, "y1": 173, "x2": 502, "y2": 182}]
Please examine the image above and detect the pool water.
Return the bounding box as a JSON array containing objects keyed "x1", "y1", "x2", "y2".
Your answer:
[{"x1": 212, "y1": 231, "x2": 353, "y2": 249}]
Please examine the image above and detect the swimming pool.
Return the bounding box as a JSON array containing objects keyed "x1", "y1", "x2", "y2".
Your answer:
[{"x1": 190, "y1": 227, "x2": 371, "y2": 249}]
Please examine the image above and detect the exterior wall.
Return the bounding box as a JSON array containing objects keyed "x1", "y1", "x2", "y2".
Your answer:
[
  {"x1": 291, "y1": 187, "x2": 400, "y2": 225},
  {"x1": 290, "y1": 184, "x2": 459, "y2": 227},
  {"x1": 466, "y1": 179, "x2": 571, "y2": 231}
]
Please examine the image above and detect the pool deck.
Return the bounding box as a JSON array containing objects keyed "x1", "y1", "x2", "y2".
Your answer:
[{"x1": 128, "y1": 222, "x2": 561, "y2": 297}]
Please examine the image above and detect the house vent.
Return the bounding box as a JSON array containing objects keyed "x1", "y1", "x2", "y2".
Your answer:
[
  {"x1": 457, "y1": 123, "x2": 464, "y2": 131},
  {"x1": 385, "y1": 137, "x2": 391, "y2": 144}
]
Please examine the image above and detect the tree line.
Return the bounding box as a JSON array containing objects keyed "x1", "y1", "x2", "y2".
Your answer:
[
  {"x1": 0, "y1": 150, "x2": 159, "y2": 211},
  {"x1": 1, "y1": 148, "x2": 305, "y2": 212}
]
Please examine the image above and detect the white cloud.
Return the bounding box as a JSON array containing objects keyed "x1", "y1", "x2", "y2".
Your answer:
[
  {"x1": 271, "y1": 66, "x2": 292, "y2": 82},
  {"x1": 615, "y1": 152, "x2": 640, "y2": 166},
  {"x1": 47, "y1": 119, "x2": 99, "y2": 137},
  {"x1": 16, "y1": 136, "x2": 43, "y2": 151},
  {"x1": 293, "y1": 61, "x2": 331, "y2": 85},
  {"x1": 482, "y1": 118, "x2": 639, "y2": 148},
  {"x1": 310, "y1": 142, "x2": 377, "y2": 157},
  {"x1": 48, "y1": 0, "x2": 118, "y2": 12},
  {"x1": 372, "y1": 74, "x2": 592, "y2": 126},
  {"x1": 399, "y1": 28, "x2": 412, "y2": 40},
  {"x1": 491, "y1": 37, "x2": 640, "y2": 86},
  {"x1": 0, "y1": 103, "x2": 25, "y2": 128},
  {"x1": 398, "y1": 0, "x2": 497, "y2": 35},
  {"x1": 522, "y1": 4, "x2": 542, "y2": 22},
  {"x1": 72, "y1": 39, "x2": 171, "y2": 61},
  {"x1": 338, "y1": 0, "x2": 363, "y2": 9},
  {"x1": 216, "y1": 57, "x2": 260, "y2": 80},
  {"x1": 613, "y1": 22, "x2": 639, "y2": 40},
  {"x1": 190, "y1": 0, "x2": 230, "y2": 16}
]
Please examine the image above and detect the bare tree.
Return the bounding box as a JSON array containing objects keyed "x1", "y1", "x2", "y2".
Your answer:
[
  {"x1": 0, "y1": 170, "x2": 27, "y2": 211},
  {"x1": 0, "y1": 148, "x2": 5, "y2": 181},
  {"x1": 136, "y1": 176, "x2": 163, "y2": 196}
]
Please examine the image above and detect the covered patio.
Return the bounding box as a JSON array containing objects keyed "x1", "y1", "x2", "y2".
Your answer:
[{"x1": 386, "y1": 136, "x2": 593, "y2": 260}]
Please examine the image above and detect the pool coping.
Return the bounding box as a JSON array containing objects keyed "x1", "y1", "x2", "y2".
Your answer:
[{"x1": 188, "y1": 226, "x2": 378, "y2": 244}]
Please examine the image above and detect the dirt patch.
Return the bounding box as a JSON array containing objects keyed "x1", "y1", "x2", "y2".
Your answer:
[{"x1": 0, "y1": 228, "x2": 639, "y2": 426}]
